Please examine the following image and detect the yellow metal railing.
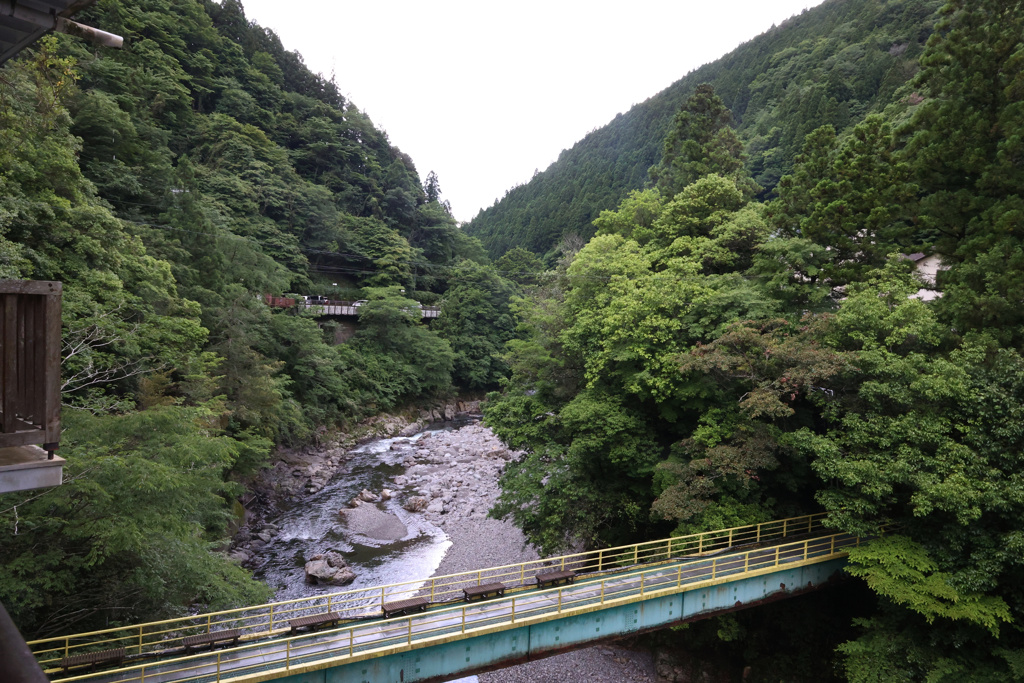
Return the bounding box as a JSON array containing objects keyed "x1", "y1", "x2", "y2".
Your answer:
[
  {"x1": 32, "y1": 513, "x2": 829, "y2": 672},
  {"x1": 45, "y1": 528, "x2": 856, "y2": 683}
]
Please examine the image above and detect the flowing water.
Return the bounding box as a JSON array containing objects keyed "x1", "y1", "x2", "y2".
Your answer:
[
  {"x1": 250, "y1": 420, "x2": 482, "y2": 682},
  {"x1": 253, "y1": 428, "x2": 451, "y2": 602}
]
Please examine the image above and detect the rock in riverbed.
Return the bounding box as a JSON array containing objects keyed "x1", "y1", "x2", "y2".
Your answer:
[{"x1": 304, "y1": 552, "x2": 356, "y2": 585}]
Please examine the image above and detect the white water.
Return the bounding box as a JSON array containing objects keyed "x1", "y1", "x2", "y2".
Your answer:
[{"x1": 250, "y1": 423, "x2": 483, "y2": 682}]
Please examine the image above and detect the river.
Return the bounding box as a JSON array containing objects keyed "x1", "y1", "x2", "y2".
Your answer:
[{"x1": 241, "y1": 418, "x2": 655, "y2": 683}]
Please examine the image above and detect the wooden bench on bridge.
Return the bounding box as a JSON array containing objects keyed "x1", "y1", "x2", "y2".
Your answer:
[
  {"x1": 182, "y1": 628, "x2": 241, "y2": 653},
  {"x1": 382, "y1": 597, "x2": 429, "y2": 619},
  {"x1": 58, "y1": 647, "x2": 126, "y2": 674},
  {"x1": 535, "y1": 570, "x2": 576, "y2": 588},
  {"x1": 463, "y1": 582, "x2": 506, "y2": 602},
  {"x1": 288, "y1": 612, "x2": 341, "y2": 634}
]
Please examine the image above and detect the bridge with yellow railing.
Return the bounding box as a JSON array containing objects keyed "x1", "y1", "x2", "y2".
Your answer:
[{"x1": 31, "y1": 513, "x2": 863, "y2": 683}]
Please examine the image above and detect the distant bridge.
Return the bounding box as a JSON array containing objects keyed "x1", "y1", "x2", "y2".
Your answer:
[
  {"x1": 264, "y1": 296, "x2": 441, "y2": 319},
  {"x1": 31, "y1": 514, "x2": 867, "y2": 683}
]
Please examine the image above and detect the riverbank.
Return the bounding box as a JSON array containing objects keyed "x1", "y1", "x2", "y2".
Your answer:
[{"x1": 401, "y1": 424, "x2": 657, "y2": 683}]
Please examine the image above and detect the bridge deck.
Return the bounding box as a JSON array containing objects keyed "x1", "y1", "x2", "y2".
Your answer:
[{"x1": 45, "y1": 530, "x2": 859, "y2": 683}]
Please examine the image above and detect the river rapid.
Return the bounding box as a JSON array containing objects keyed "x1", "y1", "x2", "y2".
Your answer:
[{"x1": 233, "y1": 417, "x2": 657, "y2": 683}]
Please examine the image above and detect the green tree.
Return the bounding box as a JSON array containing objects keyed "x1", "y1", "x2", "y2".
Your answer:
[
  {"x1": 650, "y1": 83, "x2": 757, "y2": 199},
  {"x1": 435, "y1": 261, "x2": 518, "y2": 390},
  {"x1": 905, "y1": 0, "x2": 1024, "y2": 348}
]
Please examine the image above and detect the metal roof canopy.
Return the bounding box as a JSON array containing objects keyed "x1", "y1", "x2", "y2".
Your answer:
[{"x1": 0, "y1": 0, "x2": 122, "y2": 66}]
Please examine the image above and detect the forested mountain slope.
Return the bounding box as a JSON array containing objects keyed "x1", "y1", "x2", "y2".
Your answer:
[
  {"x1": 0, "y1": 0, "x2": 510, "y2": 637},
  {"x1": 465, "y1": 0, "x2": 941, "y2": 258},
  {"x1": 481, "y1": 0, "x2": 1024, "y2": 678}
]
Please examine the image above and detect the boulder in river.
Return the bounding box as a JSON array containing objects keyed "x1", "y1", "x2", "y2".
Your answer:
[
  {"x1": 357, "y1": 489, "x2": 380, "y2": 502},
  {"x1": 404, "y1": 496, "x2": 429, "y2": 512},
  {"x1": 305, "y1": 552, "x2": 356, "y2": 585},
  {"x1": 380, "y1": 488, "x2": 393, "y2": 501}
]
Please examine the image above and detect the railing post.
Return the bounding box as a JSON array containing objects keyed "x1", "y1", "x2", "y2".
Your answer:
[
  {"x1": 328, "y1": 595, "x2": 333, "y2": 613},
  {"x1": 557, "y1": 589, "x2": 562, "y2": 613},
  {"x1": 728, "y1": 529, "x2": 733, "y2": 547},
  {"x1": 640, "y1": 573, "x2": 645, "y2": 597},
  {"x1": 207, "y1": 615, "x2": 211, "y2": 633},
  {"x1": 511, "y1": 598, "x2": 516, "y2": 623},
  {"x1": 269, "y1": 604, "x2": 274, "y2": 632},
  {"x1": 430, "y1": 579, "x2": 436, "y2": 602},
  {"x1": 830, "y1": 536, "x2": 835, "y2": 556},
  {"x1": 286, "y1": 641, "x2": 290, "y2": 669},
  {"x1": 634, "y1": 545, "x2": 638, "y2": 565},
  {"x1": 699, "y1": 535, "x2": 703, "y2": 554},
  {"x1": 217, "y1": 652, "x2": 222, "y2": 681},
  {"x1": 775, "y1": 546, "x2": 780, "y2": 567},
  {"x1": 350, "y1": 629, "x2": 354, "y2": 657},
  {"x1": 756, "y1": 522, "x2": 762, "y2": 543},
  {"x1": 408, "y1": 618, "x2": 413, "y2": 645},
  {"x1": 677, "y1": 565, "x2": 682, "y2": 587},
  {"x1": 600, "y1": 580, "x2": 605, "y2": 604},
  {"x1": 783, "y1": 519, "x2": 788, "y2": 537},
  {"x1": 461, "y1": 607, "x2": 466, "y2": 634},
  {"x1": 804, "y1": 541, "x2": 809, "y2": 561},
  {"x1": 808, "y1": 516, "x2": 813, "y2": 533},
  {"x1": 744, "y1": 553, "x2": 749, "y2": 573},
  {"x1": 520, "y1": 564, "x2": 525, "y2": 586},
  {"x1": 478, "y1": 570, "x2": 482, "y2": 584},
  {"x1": 598, "y1": 549, "x2": 603, "y2": 571},
  {"x1": 139, "y1": 625, "x2": 143, "y2": 655}
]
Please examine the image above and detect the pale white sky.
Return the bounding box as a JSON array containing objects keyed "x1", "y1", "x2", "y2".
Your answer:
[{"x1": 238, "y1": 0, "x2": 825, "y2": 222}]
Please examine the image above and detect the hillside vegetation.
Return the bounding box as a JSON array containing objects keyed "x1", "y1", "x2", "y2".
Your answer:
[
  {"x1": 0, "y1": 0, "x2": 515, "y2": 636},
  {"x1": 465, "y1": 0, "x2": 942, "y2": 258},
  {"x1": 480, "y1": 0, "x2": 1024, "y2": 678}
]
